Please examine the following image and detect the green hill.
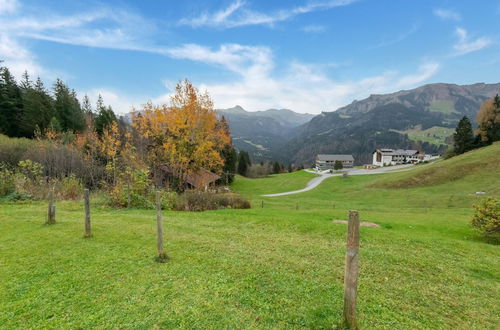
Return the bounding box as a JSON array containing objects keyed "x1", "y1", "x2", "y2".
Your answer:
[
  {"x1": 373, "y1": 142, "x2": 500, "y2": 191},
  {"x1": 0, "y1": 148, "x2": 499, "y2": 328}
]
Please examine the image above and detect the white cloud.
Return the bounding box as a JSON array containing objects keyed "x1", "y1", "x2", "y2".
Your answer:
[
  {"x1": 0, "y1": 6, "x2": 155, "y2": 51},
  {"x1": 452, "y1": 27, "x2": 492, "y2": 56},
  {"x1": 179, "y1": 0, "x2": 359, "y2": 28},
  {"x1": 144, "y1": 43, "x2": 440, "y2": 114},
  {"x1": 302, "y1": 24, "x2": 327, "y2": 33},
  {"x1": 0, "y1": 33, "x2": 44, "y2": 78},
  {"x1": 369, "y1": 24, "x2": 419, "y2": 50},
  {"x1": 394, "y1": 62, "x2": 439, "y2": 88},
  {"x1": 433, "y1": 8, "x2": 461, "y2": 21},
  {"x1": 0, "y1": 0, "x2": 18, "y2": 15},
  {"x1": 0, "y1": 1, "x2": 440, "y2": 115}
]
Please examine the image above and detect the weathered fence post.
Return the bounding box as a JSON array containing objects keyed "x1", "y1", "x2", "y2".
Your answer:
[
  {"x1": 155, "y1": 191, "x2": 168, "y2": 262},
  {"x1": 127, "y1": 181, "x2": 131, "y2": 208},
  {"x1": 83, "y1": 188, "x2": 92, "y2": 238},
  {"x1": 343, "y1": 210, "x2": 360, "y2": 329},
  {"x1": 46, "y1": 188, "x2": 56, "y2": 225}
]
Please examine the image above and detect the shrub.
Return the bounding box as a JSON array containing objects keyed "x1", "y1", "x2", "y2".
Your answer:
[
  {"x1": 161, "y1": 191, "x2": 177, "y2": 211},
  {"x1": 108, "y1": 168, "x2": 154, "y2": 208},
  {"x1": 0, "y1": 164, "x2": 15, "y2": 197},
  {"x1": 471, "y1": 197, "x2": 500, "y2": 240},
  {"x1": 57, "y1": 174, "x2": 83, "y2": 200},
  {"x1": 173, "y1": 191, "x2": 250, "y2": 211}
]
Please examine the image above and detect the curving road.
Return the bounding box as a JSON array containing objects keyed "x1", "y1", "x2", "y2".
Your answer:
[{"x1": 262, "y1": 164, "x2": 413, "y2": 197}]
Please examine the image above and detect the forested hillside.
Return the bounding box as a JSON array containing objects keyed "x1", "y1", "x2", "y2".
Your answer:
[{"x1": 284, "y1": 82, "x2": 500, "y2": 165}]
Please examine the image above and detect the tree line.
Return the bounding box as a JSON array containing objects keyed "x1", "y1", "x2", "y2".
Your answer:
[{"x1": 0, "y1": 64, "x2": 118, "y2": 139}]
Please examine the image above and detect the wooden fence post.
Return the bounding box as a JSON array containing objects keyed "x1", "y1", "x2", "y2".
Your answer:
[
  {"x1": 127, "y1": 181, "x2": 131, "y2": 208},
  {"x1": 343, "y1": 210, "x2": 360, "y2": 329},
  {"x1": 155, "y1": 191, "x2": 168, "y2": 262},
  {"x1": 46, "y1": 188, "x2": 56, "y2": 225},
  {"x1": 83, "y1": 189, "x2": 92, "y2": 238}
]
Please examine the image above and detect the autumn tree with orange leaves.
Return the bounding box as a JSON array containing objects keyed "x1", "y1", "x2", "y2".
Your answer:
[{"x1": 132, "y1": 80, "x2": 230, "y2": 189}]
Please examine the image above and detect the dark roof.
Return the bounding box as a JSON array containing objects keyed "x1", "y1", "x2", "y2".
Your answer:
[{"x1": 316, "y1": 154, "x2": 354, "y2": 161}]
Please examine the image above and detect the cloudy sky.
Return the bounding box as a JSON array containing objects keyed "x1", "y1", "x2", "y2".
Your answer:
[{"x1": 0, "y1": 0, "x2": 498, "y2": 114}]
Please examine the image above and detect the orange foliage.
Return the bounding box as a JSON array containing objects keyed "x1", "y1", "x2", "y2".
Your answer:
[
  {"x1": 476, "y1": 97, "x2": 500, "y2": 143},
  {"x1": 132, "y1": 80, "x2": 230, "y2": 180}
]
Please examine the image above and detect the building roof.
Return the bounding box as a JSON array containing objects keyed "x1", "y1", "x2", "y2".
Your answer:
[
  {"x1": 159, "y1": 165, "x2": 220, "y2": 189},
  {"x1": 373, "y1": 149, "x2": 419, "y2": 156},
  {"x1": 185, "y1": 168, "x2": 220, "y2": 189},
  {"x1": 316, "y1": 154, "x2": 354, "y2": 161}
]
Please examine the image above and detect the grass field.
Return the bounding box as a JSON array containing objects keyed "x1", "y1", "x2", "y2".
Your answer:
[
  {"x1": 0, "y1": 145, "x2": 499, "y2": 328},
  {"x1": 391, "y1": 125, "x2": 454, "y2": 146}
]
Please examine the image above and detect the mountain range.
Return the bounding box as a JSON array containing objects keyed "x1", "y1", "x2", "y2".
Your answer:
[{"x1": 218, "y1": 82, "x2": 500, "y2": 165}]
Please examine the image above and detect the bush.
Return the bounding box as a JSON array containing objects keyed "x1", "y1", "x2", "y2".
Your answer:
[
  {"x1": 471, "y1": 197, "x2": 500, "y2": 240},
  {"x1": 57, "y1": 174, "x2": 83, "y2": 200},
  {"x1": 108, "y1": 168, "x2": 156, "y2": 208},
  {"x1": 0, "y1": 165, "x2": 15, "y2": 197},
  {"x1": 173, "y1": 191, "x2": 250, "y2": 211}
]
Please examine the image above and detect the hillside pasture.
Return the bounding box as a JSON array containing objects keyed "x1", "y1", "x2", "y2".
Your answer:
[{"x1": 0, "y1": 145, "x2": 499, "y2": 328}]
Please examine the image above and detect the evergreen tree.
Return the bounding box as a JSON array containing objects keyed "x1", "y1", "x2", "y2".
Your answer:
[
  {"x1": 94, "y1": 95, "x2": 117, "y2": 135},
  {"x1": 237, "y1": 150, "x2": 251, "y2": 176},
  {"x1": 53, "y1": 79, "x2": 85, "y2": 132},
  {"x1": 272, "y1": 161, "x2": 281, "y2": 174},
  {"x1": 333, "y1": 160, "x2": 343, "y2": 170},
  {"x1": 0, "y1": 66, "x2": 24, "y2": 137},
  {"x1": 218, "y1": 116, "x2": 237, "y2": 184},
  {"x1": 82, "y1": 95, "x2": 93, "y2": 114},
  {"x1": 287, "y1": 164, "x2": 293, "y2": 172},
  {"x1": 453, "y1": 116, "x2": 474, "y2": 155},
  {"x1": 20, "y1": 74, "x2": 55, "y2": 136}
]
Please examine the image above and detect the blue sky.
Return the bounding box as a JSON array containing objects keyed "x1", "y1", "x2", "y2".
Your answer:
[{"x1": 0, "y1": 0, "x2": 499, "y2": 114}]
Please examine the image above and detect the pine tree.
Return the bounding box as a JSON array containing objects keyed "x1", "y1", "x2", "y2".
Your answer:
[
  {"x1": 53, "y1": 79, "x2": 85, "y2": 132},
  {"x1": 0, "y1": 66, "x2": 24, "y2": 137},
  {"x1": 453, "y1": 116, "x2": 474, "y2": 155},
  {"x1": 94, "y1": 95, "x2": 117, "y2": 135},
  {"x1": 237, "y1": 151, "x2": 251, "y2": 176},
  {"x1": 218, "y1": 116, "x2": 237, "y2": 184},
  {"x1": 82, "y1": 95, "x2": 93, "y2": 114},
  {"x1": 333, "y1": 160, "x2": 343, "y2": 170},
  {"x1": 272, "y1": 161, "x2": 281, "y2": 174},
  {"x1": 20, "y1": 73, "x2": 55, "y2": 136}
]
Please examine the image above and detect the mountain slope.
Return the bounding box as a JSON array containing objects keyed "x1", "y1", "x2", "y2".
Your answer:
[
  {"x1": 216, "y1": 106, "x2": 314, "y2": 162},
  {"x1": 285, "y1": 82, "x2": 500, "y2": 165}
]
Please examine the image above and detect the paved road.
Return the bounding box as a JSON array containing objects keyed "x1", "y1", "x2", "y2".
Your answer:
[{"x1": 262, "y1": 164, "x2": 414, "y2": 197}]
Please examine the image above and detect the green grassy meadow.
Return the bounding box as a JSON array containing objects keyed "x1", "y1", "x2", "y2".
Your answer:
[{"x1": 1, "y1": 145, "x2": 499, "y2": 328}]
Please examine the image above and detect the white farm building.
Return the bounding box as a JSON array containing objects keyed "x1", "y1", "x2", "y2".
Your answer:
[
  {"x1": 372, "y1": 149, "x2": 422, "y2": 167},
  {"x1": 316, "y1": 154, "x2": 354, "y2": 170}
]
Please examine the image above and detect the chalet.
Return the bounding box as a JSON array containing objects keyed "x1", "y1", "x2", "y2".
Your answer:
[
  {"x1": 372, "y1": 149, "x2": 422, "y2": 166},
  {"x1": 315, "y1": 154, "x2": 354, "y2": 170},
  {"x1": 159, "y1": 165, "x2": 220, "y2": 190}
]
